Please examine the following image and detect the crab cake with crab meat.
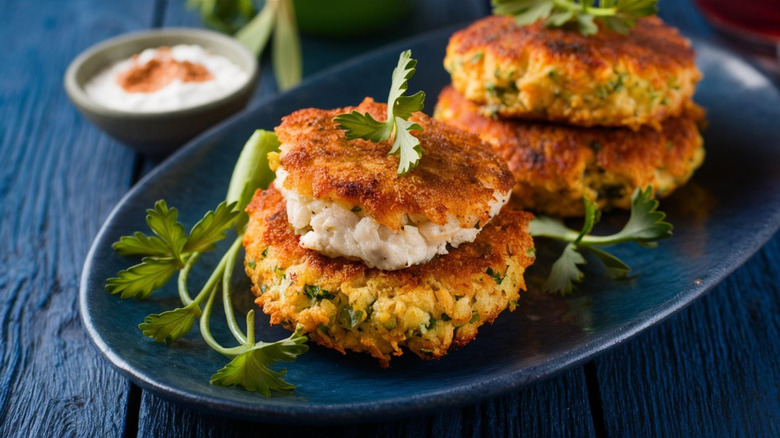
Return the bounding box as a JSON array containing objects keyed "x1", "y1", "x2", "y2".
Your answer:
[
  {"x1": 444, "y1": 15, "x2": 701, "y2": 129},
  {"x1": 434, "y1": 86, "x2": 705, "y2": 217},
  {"x1": 243, "y1": 186, "x2": 535, "y2": 367},
  {"x1": 271, "y1": 97, "x2": 515, "y2": 271}
]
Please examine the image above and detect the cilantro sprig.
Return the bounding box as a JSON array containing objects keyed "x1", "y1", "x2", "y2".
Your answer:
[
  {"x1": 492, "y1": 0, "x2": 659, "y2": 36},
  {"x1": 106, "y1": 129, "x2": 308, "y2": 396},
  {"x1": 334, "y1": 50, "x2": 426, "y2": 175},
  {"x1": 529, "y1": 187, "x2": 672, "y2": 293}
]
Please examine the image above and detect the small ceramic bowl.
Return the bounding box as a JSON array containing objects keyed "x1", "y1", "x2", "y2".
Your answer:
[{"x1": 64, "y1": 28, "x2": 258, "y2": 159}]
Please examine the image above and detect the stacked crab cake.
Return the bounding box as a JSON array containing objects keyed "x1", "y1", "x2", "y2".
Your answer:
[
  {"x1": 435, "y1": 86, "x2": 706, "y2": 216},
  {"x1": 243, "y1": 98, "x2": 535, "y2": 367},
  {"x1": 436, "y1": 15, "x2": 706, "y2": 216}
]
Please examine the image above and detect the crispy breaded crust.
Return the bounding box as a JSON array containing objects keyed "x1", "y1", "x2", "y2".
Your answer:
[
  {"x1": 435, "y1": 86, "x2": 705, "y2": 216},
  {"x1": 243, "y1": 186, "x2": 535, "y2": 366},
  {"x1": 444, "y1": 16, "x2": 701, "y2": 129},
  {"x1": 275, "y1": 98, "x2": 515, "y2": 230}
]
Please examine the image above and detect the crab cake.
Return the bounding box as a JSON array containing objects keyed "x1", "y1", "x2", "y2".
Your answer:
[
  {"x1": 244, "y1": 186, "x2": 535, "y2": 367},
  {"x1": 435, "y1": 86, "x2": 705, "y2": 217},
  {"x1": 444, "y1": 15, "x2": 701, "y2": 129},
  {"x1": 272, "y1": 97, "x2": 515, "y2": 271}
]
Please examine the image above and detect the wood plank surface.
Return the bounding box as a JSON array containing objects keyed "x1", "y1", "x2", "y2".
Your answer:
[
  {"x1": 136, "y1": 367, "x2": 595, "y2": 438},
  {"x1": 592, "y1": 3, "x2": 780, "y2": 436},
  {"x1": 1, "y1": 0, "x2": 777, "y2": 436},
  {"x1": 0, "y1": 0, "x2": 161, "y2": 436},
  {"x1": 594, "y1": 235, "x2": 780, "y2": 437}
]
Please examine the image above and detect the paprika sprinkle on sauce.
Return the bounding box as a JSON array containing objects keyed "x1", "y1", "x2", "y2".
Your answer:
[
  {"x1": 85, "y1": 45, "x2": 248, "y2": 112},
  {"x1": 117, "y1": 48, "x2": 214, "y2": 94}
]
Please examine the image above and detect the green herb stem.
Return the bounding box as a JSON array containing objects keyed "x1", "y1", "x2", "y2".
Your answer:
[
  {"x1": 178, "y1": 252, "x2": 201, "y2": 305},
  {"x1": 246, "y1": 310, "x2": 256, "y2": 345},
  {"x1": 191, "y1": 0, "x2": 302, "y2": 90},
  {"x1": 529, "y1": 187, "x2": 672, "y2": 293},
  {"x1": 199, "y1": 279, "x2": 230, "y2": 355},
  {"x1": 551, "y1": 0, "x2": 617, "y2": 16},
  {"x1": 222, "y1": 237, "x2": 247, "y2": 344},
  {"x1": 200, "y1": 296, "x2": 269, "y2": 357},
  {"x1": 534, "y1": 228, "x2": 647, "y2": 246},
  {"x1": 191, "y1": 249, "x2": 230, "y2": 308},
  {"x1": 272, "y1": 0, "x2": 302, "y2": 91},
  {"x1": 109, "y1": 129, "x2": 308, "y2": 395},
  {"x1": 235, "y1": 0, "x2": 277, "y2": 56}
]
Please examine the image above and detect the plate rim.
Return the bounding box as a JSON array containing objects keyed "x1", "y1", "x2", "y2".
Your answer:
[{"x1": 79, "y1": 26, "x2": 780, "y2": 424}]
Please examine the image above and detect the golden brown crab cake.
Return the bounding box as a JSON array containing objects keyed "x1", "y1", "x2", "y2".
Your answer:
[
  {"x1": 275, "y1": 97, "x2": 514, "y2": 230},
  {"x1": 444, "y1": 15, "x2": 701, "y2": 129},
  {"x1": 243, "y1": 186, "x2": 535, "y2": 367},
  {"x1": 272, "y1": 97, "x2": 515, "y2": 271},
  {"x1": 434, "y1": 86, "x2": 705, "y2": 217}
]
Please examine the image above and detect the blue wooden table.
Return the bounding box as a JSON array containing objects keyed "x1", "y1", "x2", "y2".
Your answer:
[{"x1": 1, "y1": 0, "x2": 778, "y2": 436}]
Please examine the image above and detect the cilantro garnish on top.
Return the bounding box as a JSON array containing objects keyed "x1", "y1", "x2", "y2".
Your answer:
[
  {"x1": 492, "y1": 0, "x2": 659, "y2": 35},
  {"x1": 334, "y1": 50, "x2": 426, "y2": 175}
]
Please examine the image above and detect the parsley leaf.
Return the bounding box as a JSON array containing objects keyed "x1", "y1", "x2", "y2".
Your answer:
[
  {"x1": 335, "y1": 112, "x2": 390, "y2": 142},
  {"x1": 334, "y1": 50, "x2": 426, "y2": 175},
  {"x1": 588, "y1": 186, "x2": 672, "y2": 246},
  {"x1": 145, "y1": 200, "x2": 188, "y2": 263},
  {"x1": 492, "y1": 0, "x2": 659, "y2": 36},
  {"x1": 303, "y1": 284, "x2": 335, "y2": 301},
  {"x1": 486, "y1": 267, "x2": 506, "y2": 285},
  {"x1": 500, "y1": 0, "x2": 554, "y2": 26},
  {"x1": 530, "y1": 187, "x2": 672, "y2": 293},
  {"x1": 338, "y1": 307, "x2": 364, "y2": 330},
  {"x1": 210, "y1": 330, "x2": 309, "y2": 396},
  {"x1": 106, "y1": 257, "x2": 179, "y2": 300},
  {"x1": 107, "y1": 130, "x2": 310, "y2": 397},
  {"x1": 139, "y1": 303, "x2": 202, "y2": 344},
  {"x1": 184, "y1": 201, "x2": 241, "y2": 253},
  {"x1": 584, "y1": 245, "x2": 631, "y2": 279},
  {"x1": 390, "y1": 118, "x2": 424, "y2": 174},
  {"x1": 544, "y1": 243, "x2": 586, "y2": 294},
  {"x1": 112, "y1": 231, "x2": 170, "y2": 257}
]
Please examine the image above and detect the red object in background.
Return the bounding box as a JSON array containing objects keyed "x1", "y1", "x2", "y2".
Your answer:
[
  {"x1": 696, "y1": 0, "x2": 780, "y2": 77},
  {"x1": 696, "y1": 0, "x2": 780, "y2": 46}
]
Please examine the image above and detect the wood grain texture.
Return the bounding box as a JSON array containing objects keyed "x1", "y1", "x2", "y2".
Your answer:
[
  {"x1": 2, "y1": 0, "x2": 778, "y2": 437},
  {"x1": 593, "y1": 3, "x2": 780, "y2": 436},
  {"x1": 0, "y1": 0, "x2": 157, "y2": 436},
  {"x1": 594, "y1": 234, "x2": 780, "y2": 437},
  {"x1": 136, "y1": 368, "x2": 595, "y2": 438}
]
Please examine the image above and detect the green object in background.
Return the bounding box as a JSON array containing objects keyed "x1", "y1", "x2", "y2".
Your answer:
[
  {"x1": 293, "y1": 0, "x2": 413, "y2": 38},
  {"x1": 189, "y1": 0, "x2": 303, "y2": 90},
  {"x1": 189, "y1": 0, "x2": 415, "y2": 89}
]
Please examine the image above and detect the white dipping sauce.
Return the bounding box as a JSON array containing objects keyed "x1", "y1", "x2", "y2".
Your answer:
[{"x1": 85, "y1": 44, "x2": 248, "y2": 112}]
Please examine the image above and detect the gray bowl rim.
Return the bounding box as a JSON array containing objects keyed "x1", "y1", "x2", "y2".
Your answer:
[{"x1": 63, "y1": 27, "x2": 258, "y2": 121}]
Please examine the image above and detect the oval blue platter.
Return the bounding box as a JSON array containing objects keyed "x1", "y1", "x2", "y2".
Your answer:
[{"x1": 80, "y1": 26, "x2": 780, "y2": 424}]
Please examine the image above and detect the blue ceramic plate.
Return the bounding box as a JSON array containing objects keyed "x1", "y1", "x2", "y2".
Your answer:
[{"x1": 80, "y1": 27, "x2": 780, "y2": 424}]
